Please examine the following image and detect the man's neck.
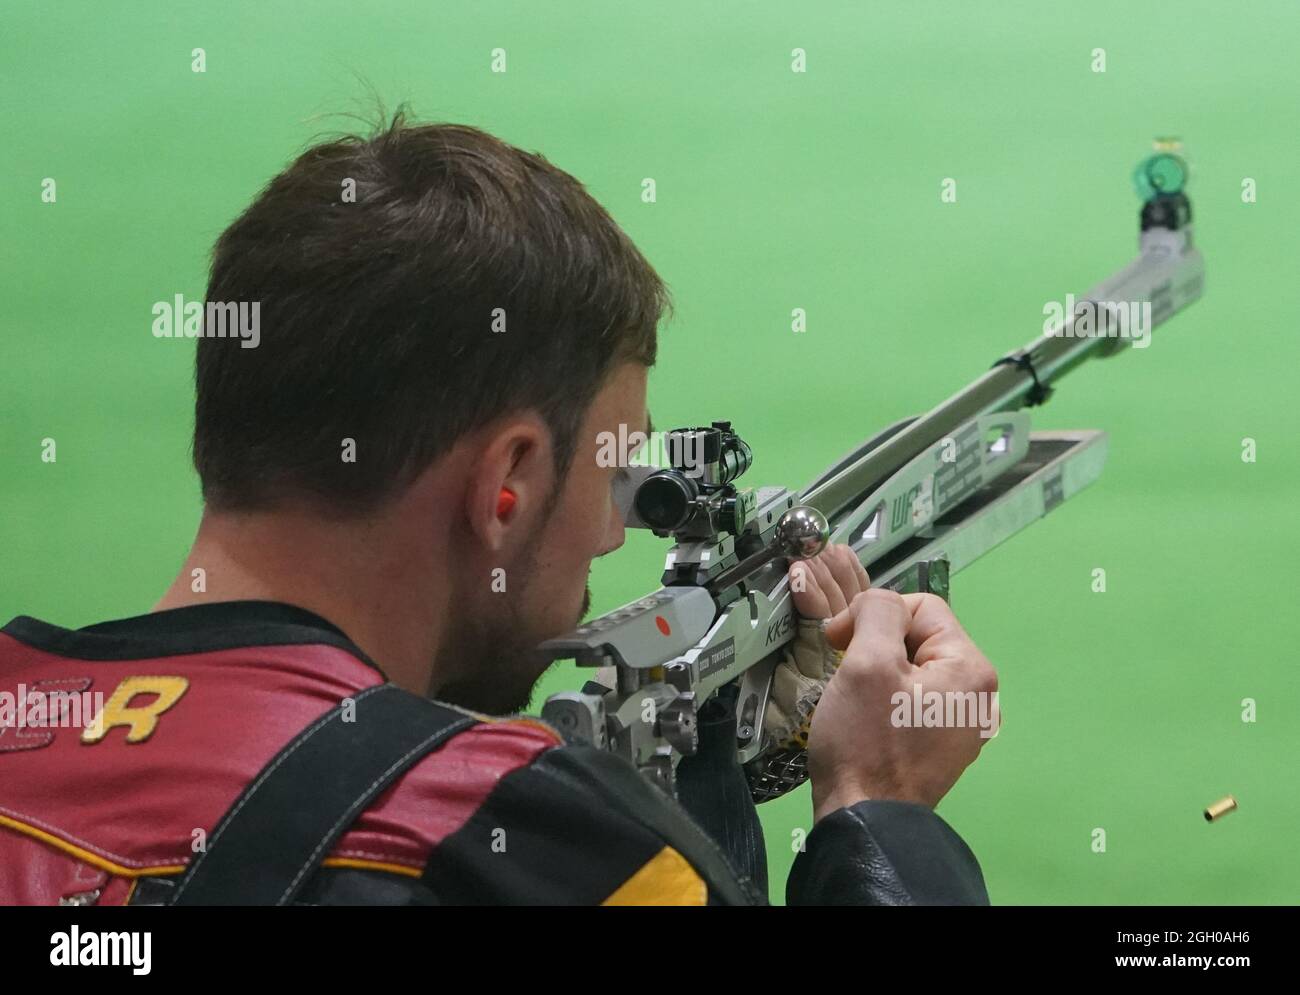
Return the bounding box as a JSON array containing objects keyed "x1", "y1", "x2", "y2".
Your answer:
[{"x1": 154, "y1": 509, "x2": 447, "y2": 696}]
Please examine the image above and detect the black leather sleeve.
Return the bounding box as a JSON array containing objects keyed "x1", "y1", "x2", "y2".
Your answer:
[
  {"x1": 786, "y1": 800, "x2": 990, "y2": 906},
  {"x1": 674, "y1": 684, "x2": 769, "y2": 894}
]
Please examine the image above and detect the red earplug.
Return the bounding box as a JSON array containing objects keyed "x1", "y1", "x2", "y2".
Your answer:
[{"x1": 496, "y1": 487, "x2": 517, "y2": 518}]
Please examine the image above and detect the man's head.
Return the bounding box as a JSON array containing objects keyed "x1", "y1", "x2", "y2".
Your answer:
[{"x1": 191, "y1": 113, "x2": 663, "y2": 712}]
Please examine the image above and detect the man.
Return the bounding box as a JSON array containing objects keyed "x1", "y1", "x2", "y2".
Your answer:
[{"x1": 0, "y1": 115, "x2": 997, "y2": 905}]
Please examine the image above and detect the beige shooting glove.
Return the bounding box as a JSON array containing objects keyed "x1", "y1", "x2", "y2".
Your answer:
[
  {"x1": 762, "y1": 617, "x2": 844, "y2": 752},
  {"x1": 747, "y1": 545, "x2": 865, "y2": 801}
]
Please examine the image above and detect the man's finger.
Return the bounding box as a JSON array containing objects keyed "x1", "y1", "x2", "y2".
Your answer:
[
  {"x1": 789, "y1": 560, "x2": 831, "y2": 620},
  {"x1": 824, "y1": 590, "x2": 911, "y2": 673},
  {"x1": 900, "y1": 593, "x2": 977, "y2": 665},
  {"x1": 846, "y1": 546, "x2": 870, "y2": 593},
  {"x1": 824, "y1": 545, "x2": 866, "y2": 604},
  {"x1": 808, "y1": 554, "x2": 849, "y2": 616}
]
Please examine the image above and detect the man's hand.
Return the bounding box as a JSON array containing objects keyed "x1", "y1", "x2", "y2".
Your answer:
[
  {"x1": 809, "y1": 588, "x2": 999, "y2": 821},
  {"x1": 762, "y1": 546, "x2": 869, "y2": 750},
  {"x1": 789, "y1": 542, "x2": 871, "y2": 619},
  {"x1": 777, "y1": 544, "x2": 999, "y2": 823}
]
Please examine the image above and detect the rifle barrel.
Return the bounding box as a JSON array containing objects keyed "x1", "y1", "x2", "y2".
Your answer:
[{"x1": 802, "y1": 226, "x2": 1204, "y2": 522}]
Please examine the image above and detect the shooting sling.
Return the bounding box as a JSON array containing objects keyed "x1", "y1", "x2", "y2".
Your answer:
[{"x1": 167, "y1": 684, "x2": 477, "y2": 905}]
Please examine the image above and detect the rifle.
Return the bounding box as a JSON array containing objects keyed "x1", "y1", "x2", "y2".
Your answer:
[{"x1": 538, "y1": 145, "x2": 1205, "y2": 802}]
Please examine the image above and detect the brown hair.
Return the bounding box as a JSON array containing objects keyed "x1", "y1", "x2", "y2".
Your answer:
[{"x1": 194, "y1": 112, "x2": 666, "y2": 512}]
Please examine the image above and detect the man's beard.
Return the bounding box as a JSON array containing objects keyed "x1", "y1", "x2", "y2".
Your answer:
[{"x1": 433, "y1": 579, "x2": 593, "y2": 716}]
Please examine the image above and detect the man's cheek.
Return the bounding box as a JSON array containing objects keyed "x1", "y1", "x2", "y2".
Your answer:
[{"x1": 571, "y1": 491, "x2": 609, "y2": 555}]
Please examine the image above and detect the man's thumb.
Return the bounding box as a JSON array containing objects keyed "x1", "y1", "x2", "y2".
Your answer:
[
  {"x1": 822, "y1": 603, "x2": 856, "y2": 651},
  {"x1": 823, "y1": 590, "x2": 913, "y2": 661}
]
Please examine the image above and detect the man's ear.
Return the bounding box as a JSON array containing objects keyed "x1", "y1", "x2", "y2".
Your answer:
[{"x1": 465, "y1": 413, "x2": 554, "y2": 552}]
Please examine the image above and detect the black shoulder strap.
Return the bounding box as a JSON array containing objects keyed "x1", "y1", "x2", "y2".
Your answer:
[{"x1": 168, "y1": 683, "x2": 478, "y2": 905}]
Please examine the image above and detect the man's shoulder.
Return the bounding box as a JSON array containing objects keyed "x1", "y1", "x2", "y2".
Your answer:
[
  {"x1": 368, "y1": 709, "x2": 658, "y2": 866},
  {"x1": 420, "y1": 714, "x2": 765, "y2": 904},
  {"x1": 367, "y1": 712, "x2": 567, "y2": 847},
  {"x1": 0, "y1": 605, "x2": 750, "y2": 904}
]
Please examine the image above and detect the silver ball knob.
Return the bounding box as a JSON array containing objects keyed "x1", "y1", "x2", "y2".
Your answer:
[{"x1": 774, "y1": 505, "x2": 829, "y2": 560}]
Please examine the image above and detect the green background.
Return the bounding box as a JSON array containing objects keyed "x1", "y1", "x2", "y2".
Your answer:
[{"x1": 3, "y1": 0, "x2": 1297, "y2": 904}]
